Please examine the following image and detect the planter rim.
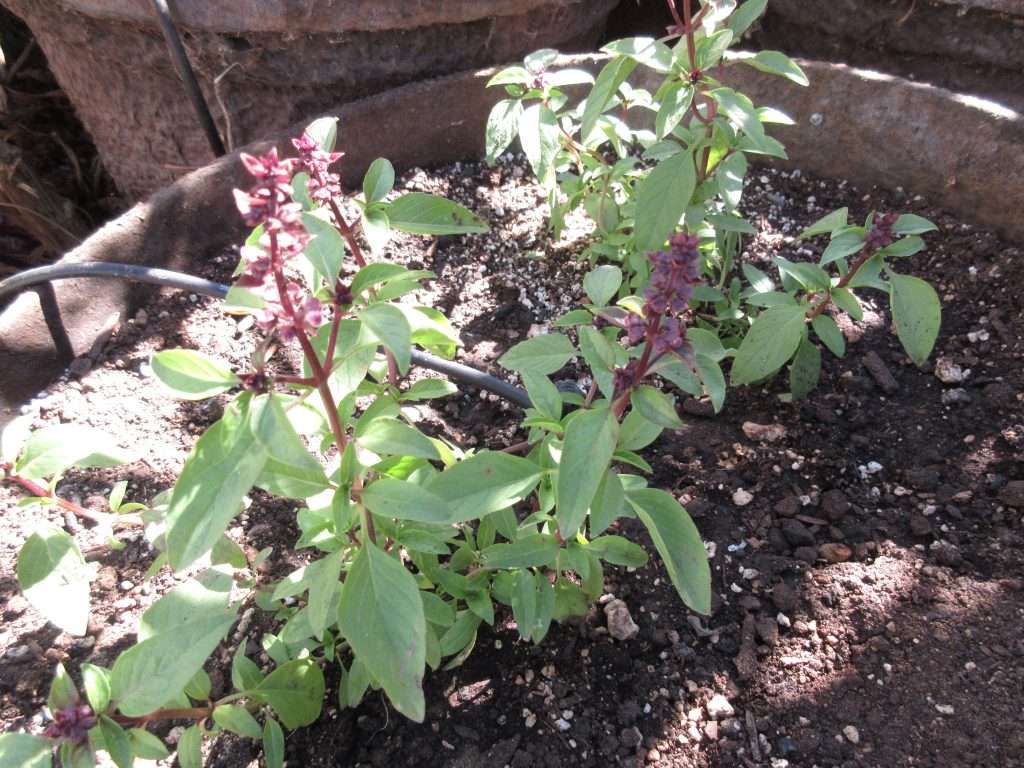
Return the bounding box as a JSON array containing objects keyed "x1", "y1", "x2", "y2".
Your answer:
[
  {"x1": 2, "y1": 53, "x2": 1022, "y2": 423},
  {"x1": 57, "y1": 0, "x2": 593, "y2": 33}
]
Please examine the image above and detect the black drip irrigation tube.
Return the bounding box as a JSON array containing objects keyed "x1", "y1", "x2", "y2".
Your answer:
[{"x1": 0, "y1": 262, "x2": 532, "y2": 409}]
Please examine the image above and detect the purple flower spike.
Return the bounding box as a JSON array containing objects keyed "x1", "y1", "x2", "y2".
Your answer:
[
  {"x1": 232, "y1": 134, "x2": 334, "y2": 341},
  {"x1": 293, "y1": 130, "x2": 344, "y2": 202}
]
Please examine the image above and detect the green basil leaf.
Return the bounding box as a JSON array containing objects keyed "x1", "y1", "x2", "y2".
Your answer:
[
  {"x1": 165, "y1": 400, "x2": 267, "y2": 571},
  {"x1": 627, "y1": 488, "x2": 710, "y2": 614},
  {"x1": 213, "y1": 704, "x2": 263, "y2": 739},
  {"x1": 253, "y1": 659, "x2": 326, "y2": 730},
  {"x1": 480, "y1": 534, "x2": 560, "y2": 569},
  {"x1": 337, "y1": 545, "x2": 426, "y2": 721},
  {"x1": 730, "y1": 304, "x2": 807, "y2": 385},
  {"x1": 889, "y1": 273, "x2": 941, "y2": 366},
  {"x1": 17, "y1": 526, "x2": 92, "y2": 635},
  {"x1": 387, "y1": 192, "x2": 488, "y2": 236},
  {"x1": 556, "y1": 407, "x2": 619, "y2": 538},
  {"x1": 634, "y1": 149, "x2": 696, "y2": 252},
  {"x1": 150, "y1": 349, "x2": 239, "y2": 401}
]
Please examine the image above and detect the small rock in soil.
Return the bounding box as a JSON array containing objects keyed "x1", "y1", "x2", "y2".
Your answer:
[
  {"x1": 5, "y1": 594, "x2": 29, "y2": 617},
  {"x1": 843, "y1": 725, "x2": 861, "y2": 744},
  {"x1": 941, "y1": 388, "x2": 972, "y2": 406},
  {"x1": 934, "y1": 357, "x2": 968, "y2": 384},
  {"x1": 96, "y1": 566, "x2": 117, "y2": 591},
  {"x1": 733, "y1": 488, "x2": 754, "y2": 507},
  {"x1": 905, "y1": 467, "x2": 940, "y2": 491},
  {"x1": 821, "y1": 489, "x2": 851, "y2": 520},
  {"x1": 862, "y1": 351, "x2": 899, "y2": 394},
  {"x1": 604, "y1": 599, "x2": 640, "y2": 641},
  {"x1": 706, "y1": 694, "x2": 735, "y2": 719},
  {"x1": 736, "y1": 613, "x2": 758, "y2": 680},
  {"x1": 742, "y1": 421, "x2": 787, "y2": 443},
  {"x1": 819, "y1": 543, "x2": 852, "y2": 563},
  {"x1": 5, "y1": 645, "x2": 33, "y2": 664}
]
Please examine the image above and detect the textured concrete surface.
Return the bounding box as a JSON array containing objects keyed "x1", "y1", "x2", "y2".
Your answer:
[
  {"x1": 1, "y1": 0, "x2": 616, "y2": 198},
  {"x1": 60, "y1": 0, "x2": 608, "y2": 33},
  {"x1": 767, "y1": 0, "x2": 1024, "y2": 72}
]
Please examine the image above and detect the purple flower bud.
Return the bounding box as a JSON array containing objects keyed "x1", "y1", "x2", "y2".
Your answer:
[
  {"x1": 865, "y1": 212, "x2": 899, "y2": 252},
  {"x1": 624, "y1": 313, "x2": 647, "y2": 346},
  {"x1": 643, "y1": 233, "x2": 700, "y2": 318},
  {"x1": 613, "y1": 359, "x2": 644, "y2": 399},
  {"x1": 44, "y1": 704, "x2": 96, "y2": 744}
]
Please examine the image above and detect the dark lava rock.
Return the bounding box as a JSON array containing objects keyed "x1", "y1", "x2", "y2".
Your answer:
[
  {"x1": 617, "y1": 701, "x2": 642, "y2": 726},
  {"x1": 619, "y1": 726, "x2": 643, "y2": 749},
  {"x1": 781, "y1": 519, "x2": 816, "y2": 547},
  {"x1": 909, "y1": 513, "x2": 934, "y2": 537},
  {"x1": 774, "y1": 496, "x2": 801, "y2": 517},
  {"x1": 771, "y1": 582, "x2": 798, "y2": 612},
  {"x1": 821, "y1": 489, "x2": 851, "y2": 521},
  {"x1": 905, "y1": 467, "x2": 941, "y2": 491},
  {"x1": 768, "y1": 526, "x2": 790, "y2": 553},
  {"x1": 794, "y1": 546, "x2": 818, "y2": 564},
  {"x1": 862, "y1": 350, "x2": 899, "y2": 394},
  {"x1": 682, "y1": 398, "x2": 715, "y2": 417},
  {"x1": 935, "y1": 542, "x2": 963, "y2": 567},
  {"x1": 983, "y1": 382, "x2": 1016, "y2": 409},
  {"x1": 998, "y1": 480, "x2": 1024, "y2": 508},
  {"x1": 755, "y1": 617, "x2": 780, "y2": 646},
  {"x1": 777, "y1": 736, "x2": 798, "y2": 756}
]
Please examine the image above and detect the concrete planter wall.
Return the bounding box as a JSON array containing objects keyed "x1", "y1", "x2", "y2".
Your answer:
[
  {"x1": 0, "y1": 0, "x2": 617, "y2": 199},
  {"x1": 1, "y1": 54, "x2": 1022, "y2": 421}
]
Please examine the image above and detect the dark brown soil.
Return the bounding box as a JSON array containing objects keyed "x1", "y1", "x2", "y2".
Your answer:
[{"x1": 2, "y1": 157, "x2": 1022, "y2": 768}]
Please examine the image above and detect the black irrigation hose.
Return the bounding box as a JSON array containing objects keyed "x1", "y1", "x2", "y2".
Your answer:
[
  {"x1": 150, "y1": 0, "x2": 227, "y2": 158},
  {"x1": 0, "y1": 262, "x2": 231, "y2": 302},
  {"x1": 0, "y1": 262, "x2": 533, "y2": 409}
]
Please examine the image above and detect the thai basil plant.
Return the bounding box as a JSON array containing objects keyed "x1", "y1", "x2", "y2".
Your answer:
[
  {"x1": 0, "y1": 116, "x2": 713, "y2": 768},
  {"x1": 486, "y1": 0, "x2": 942, "y2": 406}
]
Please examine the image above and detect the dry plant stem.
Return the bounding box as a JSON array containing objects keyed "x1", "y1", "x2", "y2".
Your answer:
[
  {"x1": 499, "y1": 442, "x2": 532, "y2": 454},
  {"x1": 666, "y1": 0, "x2": 685, "y2": 32},
  {"x1": 327, "y1": 199, "x2": 367, "y2": 269},
  {"x1": 1, "y1": 465, "x2": 139, "y2": 528},
  {"x1": 111, "y1": 706, "x2": 212, "y2": 728}
]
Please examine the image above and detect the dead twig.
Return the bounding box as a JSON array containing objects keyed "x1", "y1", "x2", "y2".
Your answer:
[{"x1": 213, "y1": 62, "x2": 242, "y2": 153}]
